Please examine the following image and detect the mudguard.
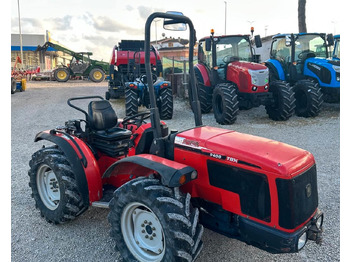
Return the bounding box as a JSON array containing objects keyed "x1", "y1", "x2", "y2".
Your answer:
[
  {"x1": 265, "y1": 59, "x2": 286, "y2": 81},
  {"x1": 34, "y1": 130, "x2": 102, "y2": 206},
  {"x1": 103, "y1": 154, "x2": 196, "y2": 187},
  {"x1": 194, "y1": 63, "x2": 211, "y2": 87}
]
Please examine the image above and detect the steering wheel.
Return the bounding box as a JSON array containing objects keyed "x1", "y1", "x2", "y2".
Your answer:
[
  {"x1": 222, "y1": 55, "x2": 239, "y2": 63},
  {"x1": 140, "y1": 74, "x2": 157, "y2": 85},
  {"x1": 298, "y1": 50, "x2": 315, "y2": 59},
  {"x1": 122, "y1": 111, "x2": 151, "y2": 129}
]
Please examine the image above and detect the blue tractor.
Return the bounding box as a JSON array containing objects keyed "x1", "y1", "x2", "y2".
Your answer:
[
  {"x1": 124, "y1": 74, "x2": 173, "y2": 120},
  {"x1": 265, "y1": 33, "x2": 339, "y2": 115}
]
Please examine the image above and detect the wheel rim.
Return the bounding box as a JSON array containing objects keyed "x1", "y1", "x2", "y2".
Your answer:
[
  {"x1": 93, "y1": 70, "x2": 102, "y2": 80},
  {"x1": 121, "y1": 202, "x2": 165, "y2": 262},
  {"x1": 57, "y1": 70, "x2": 67, "y2": 80},
  {"x1": 36, "y1": 164, "x2": 60, "y2": 210}
]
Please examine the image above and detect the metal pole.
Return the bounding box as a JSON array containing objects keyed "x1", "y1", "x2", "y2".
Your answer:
[
  {"x1": 224, "y1": 1, "x2": 227, "y2": 35},
  {"x1": 17, "y1": 0, "x2": 23, "y2": 69}
]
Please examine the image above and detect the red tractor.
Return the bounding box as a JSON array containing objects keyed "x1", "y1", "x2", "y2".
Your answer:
[
  {"x1": 29, "y1": 12, "x2": 323, "y2": 262},
  {"x1": 194, "y1": 30, "x2": 295, "y2": 124}
]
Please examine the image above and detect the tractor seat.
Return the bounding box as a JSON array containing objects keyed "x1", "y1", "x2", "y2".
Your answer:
[{"x1": 88, "y1": 100, "x2": 132, "y2": 156}]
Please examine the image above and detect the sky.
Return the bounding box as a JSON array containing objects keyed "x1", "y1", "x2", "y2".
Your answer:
[{"x1": 10, "y1": 0, "x2": 343, "y2": 62}]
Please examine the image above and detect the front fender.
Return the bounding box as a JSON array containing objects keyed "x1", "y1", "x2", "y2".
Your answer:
[
  {"x1": 194, "y1": 63, "x2": 211, "y2": 87},
  {"x1": 35, "y1": 130, "x2": 102, "y2": 205},
  {"x1": 103, "y1": 154, "x2": 197, "y2": 187},
  {"x1": 265, "y1": 59, "x2": 285, "y2": 81}
]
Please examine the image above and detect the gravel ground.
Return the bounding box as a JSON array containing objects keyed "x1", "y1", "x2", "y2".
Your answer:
[{"x1": 11, "y1": 80, "x2": 340, "y2": 261}]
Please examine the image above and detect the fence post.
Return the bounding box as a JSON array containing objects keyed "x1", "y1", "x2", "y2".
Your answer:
[{"x1": 172, "y1": 57, "x2": 175, "y2": 94}]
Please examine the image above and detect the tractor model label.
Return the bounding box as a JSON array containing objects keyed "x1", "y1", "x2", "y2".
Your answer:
[{"x1": 175, "y1": 136, "x2": 202, "y2": 149}]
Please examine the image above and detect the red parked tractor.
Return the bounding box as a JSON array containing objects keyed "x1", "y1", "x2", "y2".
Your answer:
[
  {"x1": 194, "y1": 30, "x2": 295, "y2": 124},
  {"x1": 29, "y1": 12, "x2": 323, "y2": 262}
]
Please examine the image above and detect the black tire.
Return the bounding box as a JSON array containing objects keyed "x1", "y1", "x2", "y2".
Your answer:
[
  {"x1": 158, "y1": 88, "x2": 173, "y2": 120},
  {"x1": 212, "y1": 83, "x2": 239, "y2": 125},
  {"x1": 294, "y1": 79, "x2": 323, "y2": 117},
  {"x1": 89, "y1": 68, "x2": 105, "y2": 83},
  {"x1": 54, "y1": 68, "x2": 70, "y2": 82},
  {"x1": 125, "y1": 88, "x2": 139, "y2": 116},
  {"x1": 108, "y1": 177, "x2": 204, "y2": 262},
  {"x1": 265, "y1": 80, "x2": 296, "y2": 121},
  {"x1": 28, "y1": 146, "x2": 86, "y2": 224},
  {"x1": 11, "y1": 77, "x2": 17, "y2": 94},
  {"x1": 190, "y1": 70, "x2": 212, "y2": 113}
]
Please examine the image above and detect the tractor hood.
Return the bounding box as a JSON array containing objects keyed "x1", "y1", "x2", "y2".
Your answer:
[
  {"x1": 175, "y1": 126, "x2": 314, "y2": 177},
  {"x1": 228, "y1": 61, "x2": 266, "y2": 71}
]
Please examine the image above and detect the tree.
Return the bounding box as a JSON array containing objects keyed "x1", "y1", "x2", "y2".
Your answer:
[{"x1": 298, "y1": 0, "x2": 307, "y2": 32}]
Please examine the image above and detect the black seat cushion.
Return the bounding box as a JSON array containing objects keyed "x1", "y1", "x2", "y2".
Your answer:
[
  {"x1": 88, "y1": 100, "x2": 117, "y2": 131},
  {"x1": 93, "y1": 127, "x2": 132, "y2": 141}
]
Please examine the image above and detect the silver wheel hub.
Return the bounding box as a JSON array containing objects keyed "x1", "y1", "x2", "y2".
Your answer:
[
  {"x1": 121, "y1": 202, "x2": 165, "y2": 262},
  {"x1": 36, "y1": 164, "x2": 60, "y2": 210}
]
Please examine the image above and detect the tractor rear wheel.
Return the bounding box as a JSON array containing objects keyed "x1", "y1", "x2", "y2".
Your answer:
[
  {"x1": 125, "y1": 88, "x2": 139, "y2": 116},
  {"x1": 28, "y1": 146, "x2": 85, "y2": 224},
  {"x1": 89, "y1": 68, "x2": 105, "y2": 83},
  {"x1": 212, "y1": 83, "x2": 239, "y2": 125},
  {"x1": 294, "y1": 79, "x2": 323, "y2": 117},
  {"x1": 265, "y1": 80, "x2": 296, "y2": 121},
  {"x1": 108, "y1": 177, "x2": 203, "y2": 262},
  {"x1": 158, "y1": 88, "x2": 173, "y2": 120},
  {"x1": 54, "y1": 68, "x2": 70, "y2": 82}
]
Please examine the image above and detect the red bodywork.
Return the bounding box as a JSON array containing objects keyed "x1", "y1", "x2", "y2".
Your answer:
[
  {"x1": 110, "y1": 47, "x2": 160, "y2": 66},
  {"x1": 173, "y1": 126, "x2": 315, "y2": 233},
  {"x1": 226, "y1": 61, "x2": 269, "y2": 93}
]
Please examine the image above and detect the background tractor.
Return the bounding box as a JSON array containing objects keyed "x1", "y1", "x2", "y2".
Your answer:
[
  {"x1": 29, "y1": 12, "x2": 323, "y2": 262},
  {"x1": 107, "y1": 40, "x2": 163, "y2": 99},
  {"x1": 124, "y1": 74, "x2": 173, "y2": 119},
  {"x1": 265, "y1": 33, "x2": 339, "y2": 111},
  {"x1": 38, "y1": 41, "x2": 109, "y2": 83},
  {"x1": 194, "y1": 30, "x2": 295, "y2": 125}
]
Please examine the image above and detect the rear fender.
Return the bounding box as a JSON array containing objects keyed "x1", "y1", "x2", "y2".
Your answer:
[
  {"x1": 265, "y1": 59, "x2": 285, "y2": 81},
  {"x1": 194, "y1": 63, "x2": 211, "y2": 86},
  {"x1": 34, "y1": 130, "x2": 102, "y2": 206},
  {"x1": 103, "y1": 154, "x2": 197, "y2": 187}
]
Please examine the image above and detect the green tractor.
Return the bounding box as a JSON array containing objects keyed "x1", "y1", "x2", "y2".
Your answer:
[{"x1": 38, "y1": 41, "x2": 109, "y2": 83}]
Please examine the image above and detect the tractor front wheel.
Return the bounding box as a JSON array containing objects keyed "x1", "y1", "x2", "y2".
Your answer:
[
  {"x1": 212, "y1": 83, "x2": 239, "y2": 125},
  {"x1": 294, "y1": 79, "x2": 323, "y2": 117},
  {"x1": 108, "y1": 177, "x2": 203, "y2": 262},
  {"x1": 54, "y1": 68, "x2": 70, "y2": 82},
  {"x1": 265, "y1": 80, "x2": 296, "y2": 121},
  {"x1": 28, "y1": 146, "x2": 86, "y2": 224},
  {"x1": 89, "y1": 68, "x2": 105, "y2": 83},
  {"x1": 158, "y1": 88, "x2": 173, "y2": 120}
]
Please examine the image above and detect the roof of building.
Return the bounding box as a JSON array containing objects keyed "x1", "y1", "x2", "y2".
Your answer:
[{"x1": 11, "y1": 33, "x2": 56, "y2": 52}]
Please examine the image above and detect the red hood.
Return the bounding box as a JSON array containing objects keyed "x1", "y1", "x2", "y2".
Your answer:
[
  {"x1": 228, "y1": 61, "x2": 267, "y2": 71},
  {"x1": 175, "y1": 126, "x2": 315, "y2": 177}
]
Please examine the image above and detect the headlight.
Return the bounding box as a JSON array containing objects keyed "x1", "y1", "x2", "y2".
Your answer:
[
  {"x1": 332, "y1": 65, "x2": 340, "y2": 73},
  {"x1": 297, "y1": 231, "x2": 308, "y2": 250}
]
